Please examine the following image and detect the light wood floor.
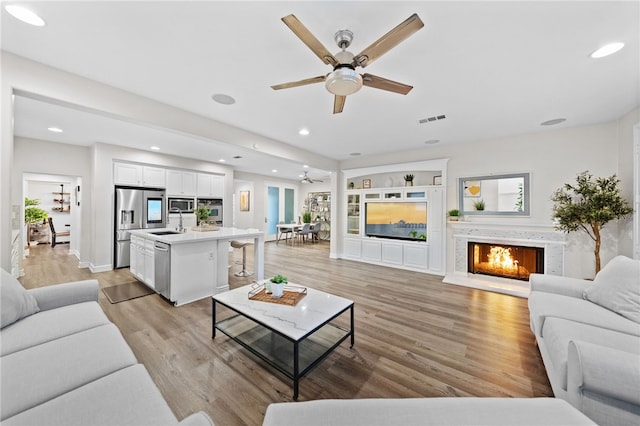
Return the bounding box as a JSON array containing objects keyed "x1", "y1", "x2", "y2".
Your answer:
[{"x1": 20, "y1": 241, "x2": 552, "y2": 426}]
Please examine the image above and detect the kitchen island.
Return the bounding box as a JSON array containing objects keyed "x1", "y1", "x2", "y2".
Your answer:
[{"x1": 128, "y1": 227, "x2": 264, "y2": 306}]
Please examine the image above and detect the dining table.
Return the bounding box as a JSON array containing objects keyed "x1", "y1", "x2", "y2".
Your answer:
[{"x1": 276, "y1": 223, "x2": 303, "y2": 243}]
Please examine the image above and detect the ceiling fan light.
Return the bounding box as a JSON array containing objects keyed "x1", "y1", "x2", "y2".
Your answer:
[{"x1": 325, "y1": 68, "x2": 363, "y2": 96}]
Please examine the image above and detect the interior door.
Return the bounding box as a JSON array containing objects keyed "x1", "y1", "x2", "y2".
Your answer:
[{"x1": 265, "y1": 186, "x2": 280, "y2": 241}]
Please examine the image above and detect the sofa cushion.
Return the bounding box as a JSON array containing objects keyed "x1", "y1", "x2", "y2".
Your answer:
[
  {"x1": 1, "y1": 269, "x2": 39, "y2": 329},
  {"x1": 2, "y1": 365, "x2": 178, "y2": 426},
  {"x1": 262, "y1": 397, "x2": 596, "y2": 426},
  {"x1": 0, "y1": 323, "x2": 137, "y2": 420},
  {"x1": 542, "y1": 317, "x2": 640, "y2": 390},
  {"x1": 583, "y1": 256, "x2": 640, "y2": 324},
  {"x1": 528, "y1": 292, "x2": 640, "y2": 337},
  {"x1": 0, "y1": 301, "x2": 111, "y2": 356}
]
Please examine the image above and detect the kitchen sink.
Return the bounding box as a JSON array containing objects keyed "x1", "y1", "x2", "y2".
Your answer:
[{"x1": 149, "y1": 231, "x2": 182, "y2": 235}]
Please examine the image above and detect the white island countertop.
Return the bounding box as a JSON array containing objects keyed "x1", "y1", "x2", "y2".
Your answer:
[{"x1": 129, "y1": 227, "x2": 263, "y2": 245}]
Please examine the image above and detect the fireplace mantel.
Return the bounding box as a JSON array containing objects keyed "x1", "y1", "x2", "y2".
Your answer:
[{"x1": 444, "y1": 221, "x2": 566, "y2": 297}]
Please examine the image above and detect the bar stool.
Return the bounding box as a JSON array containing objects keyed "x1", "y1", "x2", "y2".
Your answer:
[{"x1": 230, "y1": 240, "x2": 253, "y2": 277}]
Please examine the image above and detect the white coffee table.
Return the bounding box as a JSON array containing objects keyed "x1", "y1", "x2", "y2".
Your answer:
[{"x1": 212, "y1": 282, "x2": 354, "y2": 400}]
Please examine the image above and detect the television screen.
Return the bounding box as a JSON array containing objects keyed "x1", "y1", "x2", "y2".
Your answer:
[{"x1": 365, "y1": 202, "x2": 427, "y2": 241}]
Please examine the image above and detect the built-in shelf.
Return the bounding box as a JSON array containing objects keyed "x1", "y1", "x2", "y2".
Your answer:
[{"x1": 52, "y1": 184, "x2": 71, "y2": 212}]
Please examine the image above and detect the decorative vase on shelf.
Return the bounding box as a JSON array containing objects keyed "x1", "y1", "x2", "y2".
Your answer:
[{"x1": 405, "y1": 181, "x2": 413, "y2": 187}]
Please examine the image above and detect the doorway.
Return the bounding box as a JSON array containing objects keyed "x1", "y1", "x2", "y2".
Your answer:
[{"x1": 264, "y1": 184, "x2": 296, "y2": 242}]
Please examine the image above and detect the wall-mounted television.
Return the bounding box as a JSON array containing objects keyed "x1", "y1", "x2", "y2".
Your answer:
[{"x1": 365, "y1": 202, "x2": 427, "y2": 242}]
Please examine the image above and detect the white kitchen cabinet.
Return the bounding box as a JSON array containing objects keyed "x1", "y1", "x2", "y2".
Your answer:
[
  {"x1": 130, "y1": 235, "x2": 141, "y2": 277},
  {"x1": 114, "y1": 163, "x2": 166, "y2": 188},
  {"x1": 196, "y1": 173, "x2": 224, "y2": 197},
  {"x1": 142, "y1": 166, "x2": 166, "y2": 188},
  {"x1": 114, "y1": 163, "x2": 142, "y2": 186},
  {"x1": 143, "y1": 239, "x2": 155, "y2": 288},
  {"x1": 167, "y1": 170, "x2": 196, "y2": 196}
]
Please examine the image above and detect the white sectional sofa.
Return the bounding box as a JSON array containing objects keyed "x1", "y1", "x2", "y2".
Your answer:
[
  {"x1": 0, "y1": 269, "x2": 213, "y2": 426},
  {"x1": 528, "y1": 255, "x2": 640, "y2": 426},
  {"x1": 262, "y1": 397, "x2": 596, "y2": 425}
]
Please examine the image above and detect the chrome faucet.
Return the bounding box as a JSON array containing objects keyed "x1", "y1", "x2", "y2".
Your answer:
[{"x1": 169, "y1": 207, "x2": 185, "y2": 232}]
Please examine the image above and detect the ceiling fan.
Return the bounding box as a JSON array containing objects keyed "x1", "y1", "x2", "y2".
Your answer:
[
  {"x1": 301, "y1": 171, "x2": 323, "y2": 184},
  {"x1": 271, "y1": 13, "x2": 424, "y2": 114}
]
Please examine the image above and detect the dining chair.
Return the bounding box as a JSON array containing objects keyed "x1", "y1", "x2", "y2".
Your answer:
[
  {"x1": 48, "y1": 217, "x2": 70, "y2": 248},
  {"x1": 278, "y1": 221, "x2": 293, "y2": 242},
  {"x1": 311, "y1": 222, "x2": 321, "y2": 242},
  {"x1": 296, "y1": 223, "x2": 311, "y2": 243}
]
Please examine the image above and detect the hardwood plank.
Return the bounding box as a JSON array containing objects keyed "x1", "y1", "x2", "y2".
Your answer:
[{"x1": 19, "y1": 241, "x2": 552, "y2": 426}]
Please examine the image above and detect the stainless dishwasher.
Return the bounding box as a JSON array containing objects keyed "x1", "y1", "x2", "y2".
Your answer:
[{"x1": 154, "y1": 241, "x2": 171, "y2": 299}]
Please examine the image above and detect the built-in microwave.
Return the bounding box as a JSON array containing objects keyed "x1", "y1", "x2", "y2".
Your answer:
[{"x1": 168, "y1": 197, "x2": 195, "y2": 213}]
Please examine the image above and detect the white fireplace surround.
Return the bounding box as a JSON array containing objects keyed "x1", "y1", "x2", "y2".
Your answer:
[{"x1": 444, "y1": 222, "x2": 566, "y2": 298}]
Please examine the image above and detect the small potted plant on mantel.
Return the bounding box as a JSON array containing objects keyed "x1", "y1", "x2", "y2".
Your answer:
[
  {"x1": 447, "y1": 209, "x2": 460, "y2": 221},
  {"x1": 403, "y1": 174, "x2": 415, "y2": 187}
]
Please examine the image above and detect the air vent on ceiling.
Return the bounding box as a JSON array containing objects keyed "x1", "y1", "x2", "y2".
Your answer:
[
  {"x1": 419, "y1": 114, "x2": 446, "y2": 124},
  {"x1": 233, "y1": 155, "x2": 243, "y2": 159}
]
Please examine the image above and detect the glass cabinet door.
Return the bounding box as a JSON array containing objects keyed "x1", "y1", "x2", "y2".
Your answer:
[{"x1": 347, "y1": 193, "x2": 360, "y2": 235}]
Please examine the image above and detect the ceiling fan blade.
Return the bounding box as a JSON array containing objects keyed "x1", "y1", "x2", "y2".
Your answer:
[
  {"x1": 271, "y1": 75, "x2": 326, "y2": 90},
  {"x1": 333, "y1": 95, "x2": 346, "y2": 114},
  {"x1": 351, "y1": 13, "x2": 424, "y2": 68},
  {"x1": 362, "y1": 73, "x2": 413, "y2": 95},
  {"x1": 281, "y1": 14, "x2": 338, "y2": 67}
]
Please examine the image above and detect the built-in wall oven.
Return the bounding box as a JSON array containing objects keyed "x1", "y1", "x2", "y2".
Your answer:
[
  {"x1": 196, "y1": 198, "x2": 223, "y2": 225},
  {"x1": 168, "y1": 197, "x2": 195, "y2": 213}
]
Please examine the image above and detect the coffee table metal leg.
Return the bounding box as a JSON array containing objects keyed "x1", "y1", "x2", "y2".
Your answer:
[
  {"x1": 293, "y1": 341, "x2": 299, "y2": 400},
  {"x1": 350, "y1": 304, "x2": 355, "y2": 348},
  {"x1": 211, "y1": 299, "x2": 217, "y2": 339}
]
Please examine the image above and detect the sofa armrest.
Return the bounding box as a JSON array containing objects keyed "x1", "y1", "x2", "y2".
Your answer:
[
  {"x1": 567, "y1": 340, "x2": 640, "y2": 408},
  {"x1": 27, "y1": 280, "x2": 99, "y2": 311},
  {"x1": 178, "y1": 412, "x2": 215, "y2": 426},
  {"x1": 529, "y1": 273, "x2": 592, "y2": 298}
]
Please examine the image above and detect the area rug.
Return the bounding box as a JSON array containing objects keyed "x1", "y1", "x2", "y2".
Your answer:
[{"x1": 102, "y1": 281, "x2": 154, "y2": 304}]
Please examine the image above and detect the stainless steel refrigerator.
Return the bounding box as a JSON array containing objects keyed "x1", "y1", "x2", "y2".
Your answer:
[{"x1": 114, "y1": 187, "x2": 166, "y2": 268}]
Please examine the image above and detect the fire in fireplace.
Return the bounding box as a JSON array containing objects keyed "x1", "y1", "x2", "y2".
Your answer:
[{"x1": 468, "y1": 242, "x2": 544, "y2": 281}]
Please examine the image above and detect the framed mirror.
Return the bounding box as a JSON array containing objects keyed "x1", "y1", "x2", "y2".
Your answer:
[{"x1": 459, "y1": 173, "x2": 530, "y2": 216}]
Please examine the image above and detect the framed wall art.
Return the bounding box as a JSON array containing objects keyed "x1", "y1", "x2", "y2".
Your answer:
[{"x1": 239, "y1": 190, "x2": 250, "y2": 211}]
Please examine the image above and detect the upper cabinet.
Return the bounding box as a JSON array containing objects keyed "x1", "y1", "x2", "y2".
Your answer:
[
  {"x1": 114, "y1": 163, "x2": 166, "y2": 188},
  {"x1": 167, "y1": 170, "x2": 196, "y2": 196},
  {"x1": 196, "y1": 173, "x2": 224, "y2": 198}
]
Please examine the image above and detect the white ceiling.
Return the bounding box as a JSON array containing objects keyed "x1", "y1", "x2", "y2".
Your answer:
[{"x1": 3, "y1": 1, "x2": 639, "y2": 181}]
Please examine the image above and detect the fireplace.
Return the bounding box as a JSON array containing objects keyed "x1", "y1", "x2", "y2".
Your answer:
[{"x1": 468, "y1": 242, "x2": 544, "y2": 281}]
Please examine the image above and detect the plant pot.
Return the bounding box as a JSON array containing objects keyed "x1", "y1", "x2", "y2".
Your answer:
[
  {"x1": 271, "y1": 283, "x2": 284, "y2": 298},
  {"x1": 448, "y1": 216, "x2": 459, "y2": 221},
  {"x1": 405, "y1": 181, "x2": 413, "y2": 187}
]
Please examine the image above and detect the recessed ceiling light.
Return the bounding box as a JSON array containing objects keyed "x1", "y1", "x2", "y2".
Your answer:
[
  {"x1": 211, "y1": 93, "x2": 236, "y2": 105},
  {"x1": 541, "y1": 118, "x2": 566, "y2": 126},
  {"x1": 299, "y1": 128, "x2": 310, "y2": 136},
  {"x1": 349, "y1": 152, "x2": 361, "y2": 156},
  {"x1": 252, "y1": 144, "x2": 260, "y2": 150},
  {"x1": 272, "y1": 169, "x2": 278, "y2": 173},
  {"x1": 590, "y1": 42, "x2": 624, "y2": 59},
  {"x1": 47, "y1": 127, "x2": 63, "y2": 133},
  {"x1": 424, "y1": 139, "x2": 440, "y2": 145},
  {"x1": 303, "y1": 164, "x2": 309, "y2": 168},
  {"x1": 5, "y1": 5, "x2": 46, "y2": 26},
  {"x1": 219, "y1": 158, "x2": 226, "y2": 162},
  {"x1": 150, "y1": 146, "x2": 160, "y2": 151}
]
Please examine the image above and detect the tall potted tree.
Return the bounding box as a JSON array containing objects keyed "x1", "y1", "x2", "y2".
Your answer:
[{"x1": 551, "y1": 171, "x2": 633, "y2": 274}]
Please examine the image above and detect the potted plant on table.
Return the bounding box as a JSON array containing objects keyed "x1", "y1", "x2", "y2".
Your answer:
[
  {"x1": 447, "y1": 209, "x2": 460, "y2": 221},
  {"x1": 269, "y1": 274, "x2": 288, "y2": 298},
  {"x1": 302, "y1": 211, "x2": 312, "y2": 224},
  {"x1": 25, "y1": 197, "x2": 48, "y2": 246}
]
